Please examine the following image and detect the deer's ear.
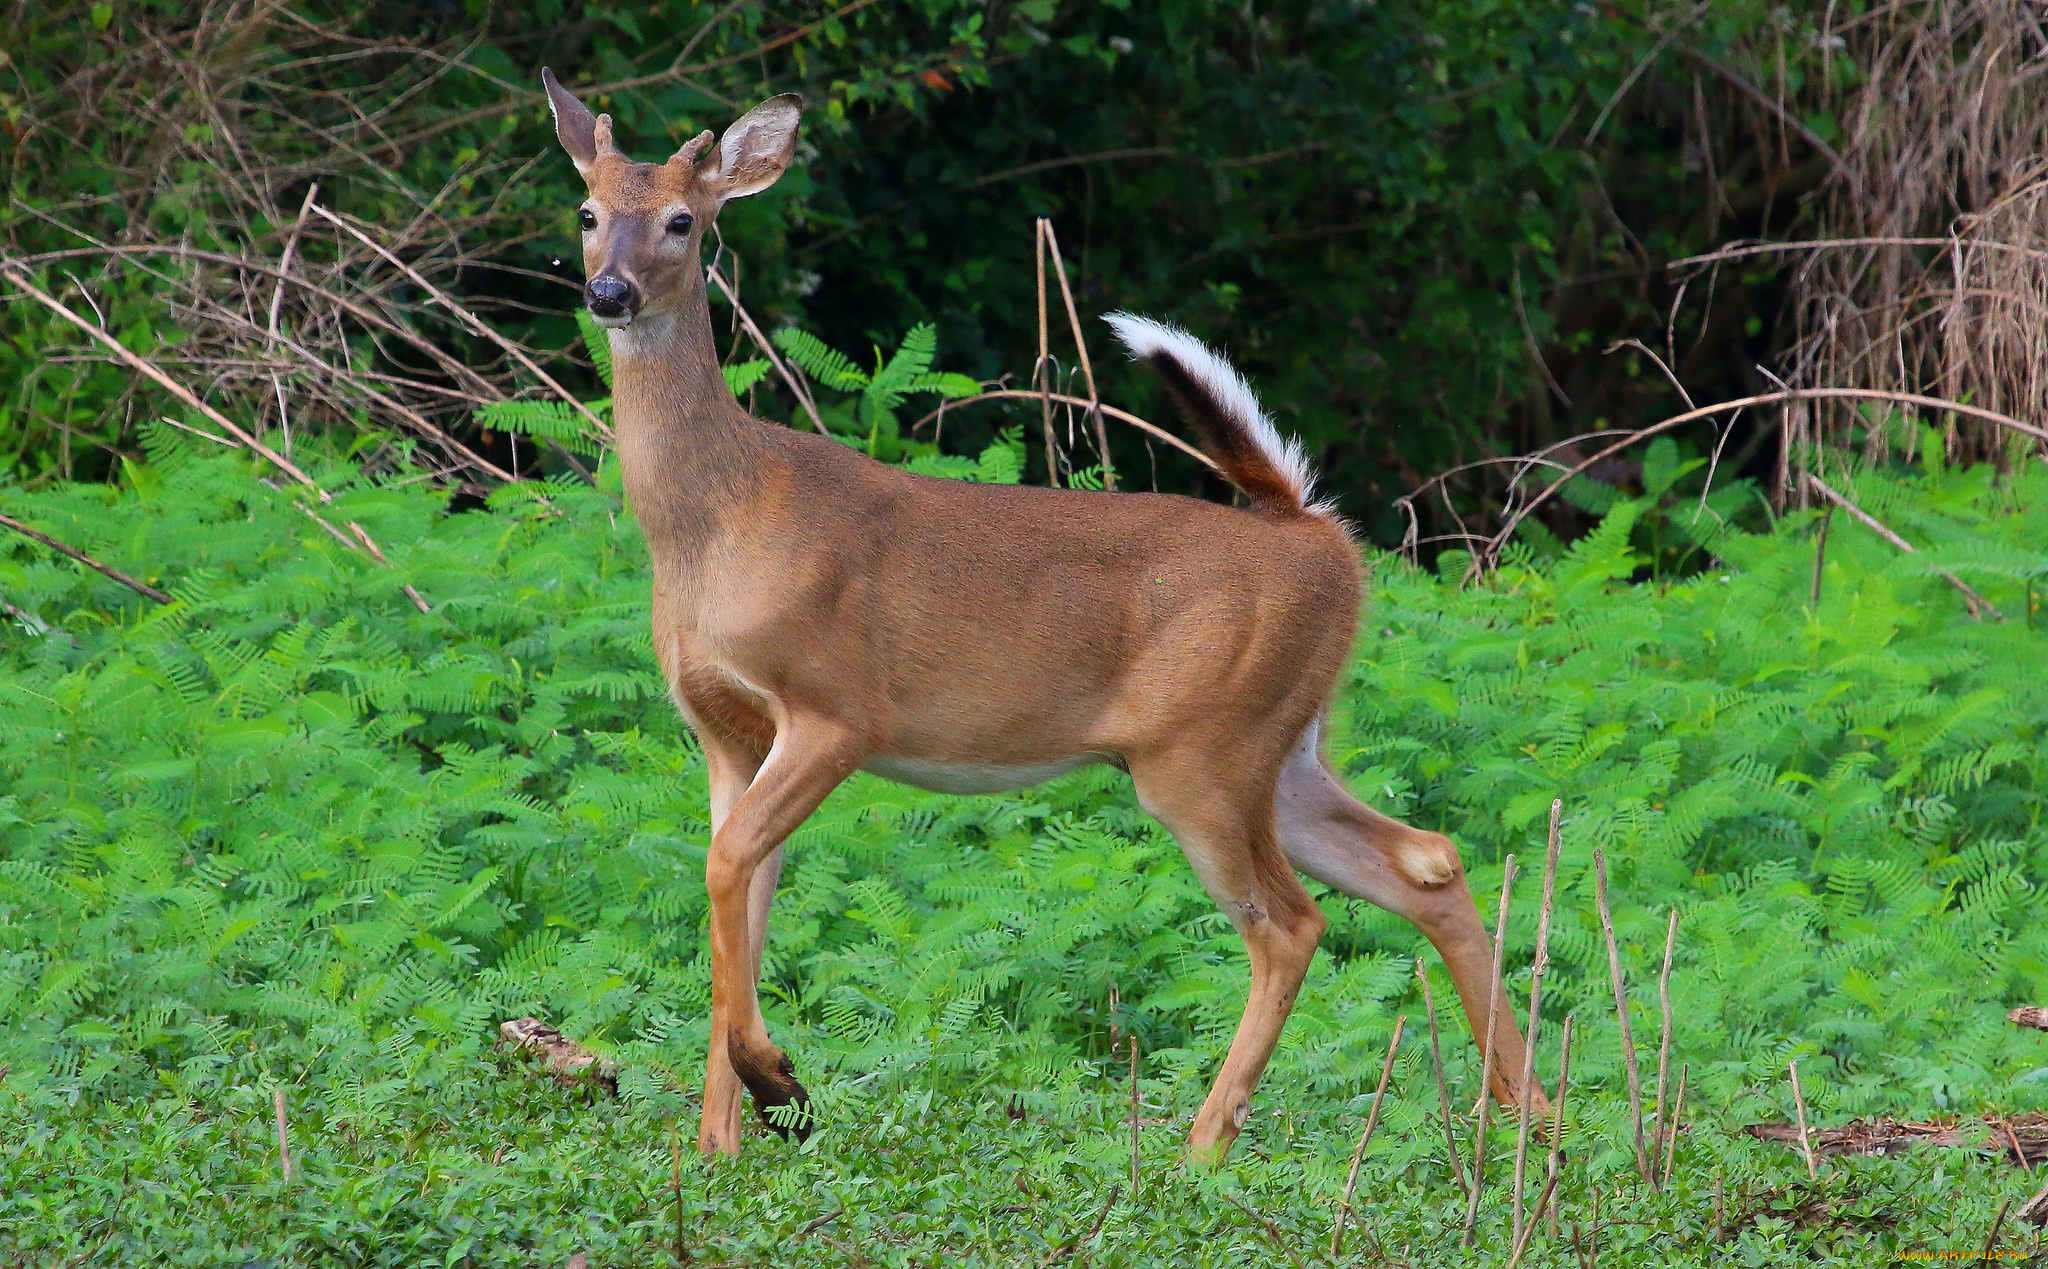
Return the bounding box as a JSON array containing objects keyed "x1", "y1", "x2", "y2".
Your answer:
[
  {"x1": 542, "y1": 67, "x2": 599, "y2": 177},
  {"x1": 704, "y1": 94, "x2": 803, "y2": 201}
]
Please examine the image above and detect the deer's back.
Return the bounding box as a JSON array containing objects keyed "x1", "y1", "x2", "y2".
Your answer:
[{"x1": 657, "y1": 428, "x2": 1362, "y2": 763}]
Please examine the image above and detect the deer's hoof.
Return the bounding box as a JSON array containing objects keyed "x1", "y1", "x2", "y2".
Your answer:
[{"x1": 732, "y1": 1041, "x2": 813, "y2": 1141}]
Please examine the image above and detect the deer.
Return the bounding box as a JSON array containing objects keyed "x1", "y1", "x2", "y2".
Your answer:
[{"x1": 538, "y1": 68, "x2": 1544, "y2": 1162}]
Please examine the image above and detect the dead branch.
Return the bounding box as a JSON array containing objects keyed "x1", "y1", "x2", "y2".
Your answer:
[
  {"x1": 3, "y1": 265, "x2": 326, "y2": 496},
  {"x1": 1803, "y1": 472, "x2": 2002, "y2": 619},
  {"x1": 706, "y1": 264, "x2": 826, "y2": 434},
  {"x1": 910, "y1": 390, "x2": 1215, "y2": 470},
  {"x1": 0, "y1": 512, "x2": 171, "y2": 604},
  {"x1": 1461, "y1": 386, "x2": 2048, "y2": 581},
  {"x1": 310, "y1": 205, "x2": 612, "y2": 444},
  {"x1": 2020, "y1": 1178, "x2": 2048, "y2": 1228},
  {"x1": 498, "y1": 1017, "x2": 616, "y2": 1092},
  {"x1": 1745, "y1": 1114, "x2": 2048, "y2": 1164}
]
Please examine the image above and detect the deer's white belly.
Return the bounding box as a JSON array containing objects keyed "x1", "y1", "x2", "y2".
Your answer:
[{"x1": 860, "y1": 753, "x2": 1105, "y2": 795}]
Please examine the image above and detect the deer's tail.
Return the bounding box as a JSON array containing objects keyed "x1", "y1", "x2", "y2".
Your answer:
[{"x1": 1104, "y1": 312, "x2": 1323, "y2": 518}]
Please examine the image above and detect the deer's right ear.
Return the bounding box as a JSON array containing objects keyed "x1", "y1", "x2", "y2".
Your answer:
[
  {"x1": 704, "y1": 94, "x2": 803, "y2": 201},
  {"x1": 542, "y1": 67, "x2": 600, "y2": 178}
]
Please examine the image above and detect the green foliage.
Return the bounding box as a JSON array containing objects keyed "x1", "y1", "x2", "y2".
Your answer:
[
  {"x1": 478, "y1": 319, "x2": 1001, "y2": 479},
  {"x1": 2, "y1": 438, "x2": 2044, "y2": 1259},
  {"x1": 1, "y1": 0, "x2": 1848, "y2": 540},
  {"x1": 772, "y1": 322, "x2": 982, "y2": 460}
]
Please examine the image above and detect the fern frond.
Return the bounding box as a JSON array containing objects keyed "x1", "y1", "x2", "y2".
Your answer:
[
  {"x1": 574, "y1": 308, "x2": 615, "y2": 391},
  {"x1": 771, "y1": 328, "x2": 867, "y2": 392},
  {"x1": 722, "y1": 359, "x2": 771, "y2": 397}
]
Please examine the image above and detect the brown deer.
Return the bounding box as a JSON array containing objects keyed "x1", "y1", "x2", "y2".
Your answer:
[{"x1": 539, "y1": 69, "x2": 1542, "y2": 1162}]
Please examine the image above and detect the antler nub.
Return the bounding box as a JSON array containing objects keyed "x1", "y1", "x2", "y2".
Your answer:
[
  {"x1": 671, "y1": 129, "x2": 715, "y2": 168},
  {"x1": 592, "y1": 114, "x2": 619, "y2": 159}
]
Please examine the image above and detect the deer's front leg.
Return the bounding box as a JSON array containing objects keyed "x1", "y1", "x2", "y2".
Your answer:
[
  {"x1": 697, "y1": 733, "x2": 766, "y2": 1156},
  {"x1": 699, "y1": 716, "x2": 862, "y2": 1154}
]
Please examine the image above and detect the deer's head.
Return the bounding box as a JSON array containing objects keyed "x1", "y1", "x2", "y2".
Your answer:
[{"x1": 541, "y1": 69, "x2": 801, "y2": 329}]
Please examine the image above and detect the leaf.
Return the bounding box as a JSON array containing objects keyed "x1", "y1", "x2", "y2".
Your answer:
[
  {"x1": 722, "y1": 359, "x2": 771, "y2": 397},
  {"x1": 771, "y1": 328, "x2": 867, "y2": 392},
  {"x1": 574, "y1": 308, "x2": 615, "y2": 391}
]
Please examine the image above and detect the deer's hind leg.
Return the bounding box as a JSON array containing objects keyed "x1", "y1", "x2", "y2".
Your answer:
[
  {"x1": 1274, "y1": 724, "x2": 1542, "y2": 1112},
  {"x1": 1128, "y1": 740, "x2": 1327, "y2": 1166}
]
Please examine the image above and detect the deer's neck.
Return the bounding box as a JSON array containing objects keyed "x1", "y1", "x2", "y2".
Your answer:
[{"x1": 607, "y1": 275, "x2": 766, "y2": 552}]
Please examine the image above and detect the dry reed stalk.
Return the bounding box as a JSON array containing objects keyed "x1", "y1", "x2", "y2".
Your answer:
[
  {"x1": 12, "y1": 243, "x2": 519, "y2": 406},
  {"x1": 672, "y1": 1118, "x2": 685, "y2": 1262},
  {"x1": 1416, "y1": 956, "x2": 1472, "y2": 1199},
  {"x1": 1661, "y1": 1064, "x2": 1688, "y2": 1190},
  {"x1": 1547, "y1": 1012, "x2": 1574, "y2": 1239},
  {"x1": 1780, "y1": 0, "x2": 2048, "y2": 472},
  {"x1": 1506, "y1": 1168, "x2": 1559, "y2": 1269},
  {"x1": 1788, "y1": 1059, "x2": 1819, "y2": 1181},
  {"x1": 0, "y1": 13, "x2": 662, "y2": 485},
  {"x1": 1033, "y1": 219, "x2": 1059, "y2": 486},
  {"x1": 1512, "y1": 800, "x2": 1563, "y2": 1248},
  {"x1": 1127, "y1": 1035, "x2": 1140, "y2": 1200},
  {"x1": 1037, "y1": 220, "x2": 1115, "y2": 490},
  {"x1": 0, "y1": 511, "x2": 170, "y2": 604},
  {"x1": 1331, "y1": 1015, "x2": 1406, "y2": 1259},
  {"x1": 1506, "y1": 1012, "x2": 1575, "y2": 1269},
  {"x1": 1809, "y1": 506, "x2": 1833, "y2": 608},
  {"x1": 273, "y1": 1087, "x2": 292, "y2": 1182},
  {"x1": 1594, "y1": 849, "x2": 1651, "y2": 1183},
  {"x1": 268, "y1": 182, "x2": 323, "y2": 456},
  {"x1": 1649, "y1": 906, "x2": 1679, "y2": 1185},
  {"x1": 1460, "y1": 853, "x2": 1517, "y2": 1246},
  {"x1": 190, "y1": 299, "x2": 519, "y2": 483},
  {"x1": 8, "y1": 264, "x2": 431, "y2": 606}
]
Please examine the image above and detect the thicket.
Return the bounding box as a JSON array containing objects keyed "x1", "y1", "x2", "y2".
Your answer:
[
  {"x1": 18, "y1": 0, "x2": 2024, "y2": 542},
  {"x1": 2, "y1": 398, "x2": 2044, "y2": 1258}
]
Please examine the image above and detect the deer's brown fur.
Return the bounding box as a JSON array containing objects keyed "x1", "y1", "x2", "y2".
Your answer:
[{"x1": 539, "y1": 69, "x2": 1542, "y2": 1162}]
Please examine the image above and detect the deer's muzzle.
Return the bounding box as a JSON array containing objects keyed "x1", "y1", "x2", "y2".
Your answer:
[{"x1": 585, "y1": 274, "x2": 639, "y2": 327}]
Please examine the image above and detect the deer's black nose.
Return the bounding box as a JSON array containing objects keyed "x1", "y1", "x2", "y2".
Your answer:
[{"x1": 586, "y1": 274, "x2": 637, "y2": 318}]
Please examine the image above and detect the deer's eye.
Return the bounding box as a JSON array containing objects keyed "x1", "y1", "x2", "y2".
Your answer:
[
  {"x1": 578, "y1": 209, "x2": 597, "y2": 231},
  {"x1": 667, "y1": 212, "x2": 694, "y2": 236}
]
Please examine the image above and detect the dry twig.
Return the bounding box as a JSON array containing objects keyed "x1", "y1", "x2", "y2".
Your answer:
[
  {"x1": 1788, "y1": 1059, "x2": 1819, "y2": 1181},
  {"x1": 1331, "y1": 1015, "x2": 1406, "y2": 1258},
  {"x1": 1039, "y1": 220, "x2": 1115, "y2": 489},
  {"x1": 1512, "y1": 800, "x2": 1562, "y2": 1248},
  {"x1": 1594, "y1": 850, "x2": 1651, "y2": 1183},
  {"x1": 0, "y1": 511, "x2": 170, "y2": 604},
  {"x1": 1461, "y1": 853, "x2": 1517, "y2": 1246},
  {"x1": 1650, "y1": 906, "x2": 1679, "y2": 1185},
  {"x1": 1417, "y1": 956, "x2": 1472, "y2": 1199},
  {"x1": 1803, "y1": 471, "x2": 2002, "y2": 619}
]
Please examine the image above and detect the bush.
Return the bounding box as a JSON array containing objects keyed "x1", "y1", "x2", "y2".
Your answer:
[{"x1": 2, "y1": 434, "x2": 2043, "y2": 1260}]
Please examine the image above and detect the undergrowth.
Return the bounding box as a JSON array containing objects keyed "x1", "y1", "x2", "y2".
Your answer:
[{"x1": 2, "y1": 426, "x2": 2045, "y2": 1264}]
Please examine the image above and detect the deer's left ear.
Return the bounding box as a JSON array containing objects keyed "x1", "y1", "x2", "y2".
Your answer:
[
  {"x1": 542, "y1": 67, "x2": 601, "y2": 178},
  {"x1": 703, "y1": 94, "x2": 803, "y2": 201}
]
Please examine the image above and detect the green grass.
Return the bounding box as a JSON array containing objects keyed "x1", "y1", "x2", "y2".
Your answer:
[
  {"x1": 8, "y1": 1077, "x2": 2037, "y2": 1266},
  {"x1": 3, "y1": 427, "x2": 2046, "y2": 1264}
]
